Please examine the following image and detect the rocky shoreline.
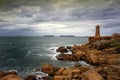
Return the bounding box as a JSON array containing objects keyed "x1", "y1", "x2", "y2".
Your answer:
[
  {"x1": 0, "y1": 26, "x2": 120, "y2": 80},
  {"x1": 41, "y1": 33, "x2": 120, "y2": 80}
]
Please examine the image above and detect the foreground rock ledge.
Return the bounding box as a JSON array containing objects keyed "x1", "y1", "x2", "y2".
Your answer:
[
  {"x1": 0, "y1": 71, "x2": 22, "y2": 80},
  {"x1": 41, "y1": 63, "x2": 105, "y2": 80}
]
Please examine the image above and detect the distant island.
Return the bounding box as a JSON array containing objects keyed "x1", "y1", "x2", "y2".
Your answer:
[
  {"x1": 59, "y1": 35, "x2": 75, "y2": 37},
  {"x1": 44, "y1": 35, "x2": 55, "y2": 37}
]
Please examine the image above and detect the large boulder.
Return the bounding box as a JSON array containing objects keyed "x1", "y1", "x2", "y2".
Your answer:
[
  {"x1": 71, "y1": 68, "x2": 81, "y2": 74},
  {"x1": 56, "y1": 46, "x2": 68, "y2": 53},
  {"x1": 107, "y1": 75, "x2": 120, "y2": 80},
  {"x1": 0, "y1": 74, "x2": 22, "y2": 80},
  {"x1": 56, "y1": 54, "x2": 71, "y2": 61},
  {"x1": 78, "y1": 44, "x2": 91, "y2": 52},
  {"x1": 89, "y1": 53, "x2": 98, "y2": 64},
  {"x1": 107, "y1": 59, "x2": 120, "y2": 65},
  {"x1": 87, "y1": 49, "x2": 103, "y2": 55},
  {"x1": 84, "y1": 53, "x2": 98, "y2": 64},
  {"x1": 72, "y1": 50, "x2": 86, "y2": 60},
  {"x1": 81, "y1": 70, "x2": 104, "y2": 80},
  {"x1": 102, "y1": 65, "x2": 120, "y2": 76},
  {"x1": 79, "y1": 66, "x2": 90, "y2": 73},
  {"x1": 5, "y1": 71, "x2": 17, "y2": 76},
  {"x1": 0, "y1": 70, "x2": 5, "y2": 78},
  {"x1": 99, "y1": 65, "x2": 120, "y2": 80},
  {"x1": 103, "y1": 47, "x2": 117, "y2": 54},
  {"x1": 55, "y1": 68, "x2": 65, "y2": 75},
  {"x1": 53, "y1": 75, "x2": 66, "y2": 80},
  {"x1": 41, "y1": 64, "x2": 54, "y2": 75},
  {"x1": 62, "y1": 68, "x2": 72, "y2": 75}
]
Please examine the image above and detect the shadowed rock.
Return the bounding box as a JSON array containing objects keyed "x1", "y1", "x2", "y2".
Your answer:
[{"x1": 56, "y1": 46, "x2": 68, "y2": 53}]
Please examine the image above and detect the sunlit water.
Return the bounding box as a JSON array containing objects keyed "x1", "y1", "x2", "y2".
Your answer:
[{"x1": 0, "y1": 36, "x2": 88, "y2": 77}]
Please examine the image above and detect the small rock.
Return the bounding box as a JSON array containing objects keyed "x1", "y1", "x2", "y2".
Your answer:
[{"x1": 66, "y1": 46, "x2": 72, "y2": 50}]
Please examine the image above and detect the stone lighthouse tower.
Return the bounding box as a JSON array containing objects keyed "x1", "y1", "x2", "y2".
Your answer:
[{"x1": 95, "y1": 25, "x2": 100, "y2": 37}]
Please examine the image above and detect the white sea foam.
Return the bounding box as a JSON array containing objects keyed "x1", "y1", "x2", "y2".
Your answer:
[
  {"x1": 46, "y1": 46, "x2": 59, "y2": 60},
  {"x1": 68, "y1": 61, "x2": 90, "y2": 66},
  {"x1": 8, "y1": 69, "x2": 18, "y2": 73},
  {"x1": 25, "y1": 50, "x2": 33, "y2": 56}
]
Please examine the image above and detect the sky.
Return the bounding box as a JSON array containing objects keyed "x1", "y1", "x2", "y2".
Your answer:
[{"x1": 0, "y1": 0, "x2": 120, "y2": 36}]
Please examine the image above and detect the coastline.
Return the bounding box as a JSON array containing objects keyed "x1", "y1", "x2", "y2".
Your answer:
[
  {"x1": 0, "y1": 33, "x2": 119, "y2": 80},
  {"x1": 0, "y1": 26, "x2": 120, "y2": 80}
]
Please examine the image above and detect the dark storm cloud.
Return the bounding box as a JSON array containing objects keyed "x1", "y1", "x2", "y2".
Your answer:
[
  {"x1": 103, "y1": 20, "x2": 120, "y2": 28},
  {"x1": 70, "y1": 6, "x2": 120, "y2": 20}
]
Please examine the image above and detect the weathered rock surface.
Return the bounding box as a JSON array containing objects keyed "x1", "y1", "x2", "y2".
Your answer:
[
  {"x1": 81, "y1": 70, "x2": 104, "y2": 80},
  {"x1": 53, "y1": 75, "x2": 66, "y2": 80},
  {"x1": 103, "y1": 47, "x2": 117, "y2": 54},
  {"x1": 0, "y1": 74, "x2": 22, "y2": 80},
  {"x1": 41, "y1": 64, "x2": 54, "y2": 75},
  {"x1": 0, "y1": 71, "x2": 22, "y2": 80},
  {"x1": 56, "y1": 54, "x2": 71, "y2": 61},
  {"x1": 72, "y1": 50, "x2": 86, "y2": 60},
  {"x1": 56, "y1": 46, "x2": 68, "y2": 53},
  {"x1": 0, "y1": 70, "x2": 5, "y2": 78}
]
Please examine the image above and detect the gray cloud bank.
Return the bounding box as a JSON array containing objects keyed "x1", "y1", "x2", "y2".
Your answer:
[{"x1": 0, "y1": 0, "x2": 120, "y2": 36}]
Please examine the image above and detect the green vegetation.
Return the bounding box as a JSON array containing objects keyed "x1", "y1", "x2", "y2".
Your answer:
[{"x1": 110, "y1": 40, "x2": 120, "y2": 49}]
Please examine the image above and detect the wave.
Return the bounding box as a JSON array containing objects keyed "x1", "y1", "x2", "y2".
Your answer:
[
  {"x1": 46, "y1": 47, "x2": 59, "y2": 60},
  {"x1": 8, "y1": 69, "x2": 18, "y2": 73}
]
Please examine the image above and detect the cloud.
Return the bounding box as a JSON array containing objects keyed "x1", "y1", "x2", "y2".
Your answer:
[{"x1": 0, "y1": 0, "x2": 120, "y2": 36}]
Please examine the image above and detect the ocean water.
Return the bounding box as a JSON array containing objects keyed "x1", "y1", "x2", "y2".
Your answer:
[{"x1": 0, "y1": 36, "x2": 88, "y2": 77}]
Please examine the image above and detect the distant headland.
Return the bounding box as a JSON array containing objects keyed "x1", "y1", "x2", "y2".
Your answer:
[
  {"x1": 43, "y1": 35, "x2": 75, "y2": 37},
  {"x1": 43, "y1": 35, "x2": 55, "y2": 37},
  {"x1": 59, "y1": 35, "x2": 75, "y2": 37}
]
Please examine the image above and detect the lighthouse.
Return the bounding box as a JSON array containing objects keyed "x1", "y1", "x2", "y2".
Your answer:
[{"x1": 95, "y1": 25, "x2": 100, "y2": 37}]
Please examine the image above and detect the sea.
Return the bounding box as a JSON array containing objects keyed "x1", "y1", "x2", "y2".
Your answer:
[{"x1": 0, "y1": 36, "x2": 88, "y2": 78}]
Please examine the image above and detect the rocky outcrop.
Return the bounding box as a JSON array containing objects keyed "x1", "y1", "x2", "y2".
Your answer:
[
  {"x1": 40, "y1": 63, "x2": 120, "y2": 80},
  {"x1": 81, "y1": 70, "x2": 104, "y2": 80},
  {"x1": 0, "y1": 74, "x2": 22, "y2": 80},
  {"x1": 41, "y1": 64, "x2": 54, "y2": 75},
  {"x1": 56, "y1": 46, "x2": 68, "y2": 53},
  {"x1": 56, "y1": 54, "x2": 71, "y2": 61},
  {"x1": 103, "y1": 47, "x2": 117, "y2": 54},
  {"x1": 72, "y1": 50, "x2": 86, "y2": 60},
  {"x1": 89, "y1": 36, "x2": 112, "y2": 44},
  {"x1": 0, "y1": 71, "x2": 5, "y2": 78},
  {"x1": 54, "y1": 33, "x2": 120, "y2": 80},
  {"x1": 40, "y1": 63, "x2": 105, "y2": 80},
  {"x1": 0, "y1": 71, "x2": 22, "y2": 80}
]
